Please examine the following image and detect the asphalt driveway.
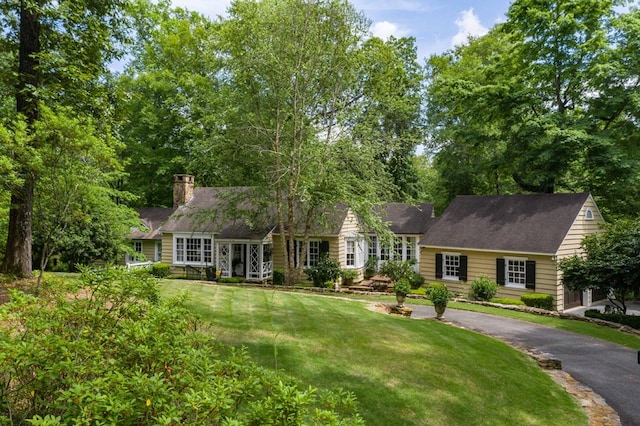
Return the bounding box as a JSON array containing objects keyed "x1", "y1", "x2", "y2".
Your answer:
[{"x1": 409, "y1": 305, "x2": 640, "y2": 426}]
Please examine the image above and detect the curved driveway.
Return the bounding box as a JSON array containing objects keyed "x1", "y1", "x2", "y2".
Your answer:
[{"x1": 409, "y1": 305, "x2": 640, "y2": 426}]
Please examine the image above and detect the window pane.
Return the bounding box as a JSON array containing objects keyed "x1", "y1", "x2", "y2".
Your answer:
[
  {"x1": 444, "y1": 254, "x2": 459, "y2": 278},
  {"x1": 346, "y1": 240, "x2": 355, "y2": 266},
  {"x1": 368, "y1": 236, "x2": 377, "y2": 259},
  {"x1": 393, "y1": 238, "x2": 403, "y2": 259},
  {"x1": 507, "y1": 260, "x2": 526, "y2": 285},
  {"x1": 186, "y1": 238, "x2": 202, "y2": 262},
  {"x1": 176, "y1": 238, "x2": 184, "y2": 262},
  {"x1": 406, "y1": 237, "x2": 415, "y2": 260},
  {"x1": 204, "y1": 239, "x2": 212, "y2": 264},
  {"x1": 308, "y1": 241, "x2": 320, "y2": 267}
]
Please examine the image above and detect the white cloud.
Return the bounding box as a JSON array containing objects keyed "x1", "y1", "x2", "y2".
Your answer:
[
  {"x1": 352, "y1": 0, "x2": 433, "y2": 13},
  {"x1": 168, "y1": 0, "x2": 230, "y2": 18},
  {"x1": 371, "y1": 21, "x2": 410, "y2": 40},
  {"x1": 451, "y1": 8, "x2": 488, "y2": 47}
]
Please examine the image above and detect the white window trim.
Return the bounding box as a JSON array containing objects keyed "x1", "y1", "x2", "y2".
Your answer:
[
  {"x1": 344, "y1": 236, "x2": 365, "y2": 269},
  {"x1": 173, "y1": 234, "x2": 214, "y2": 266},
  {"x1": 366, "y1": 235, "x2": 419, "y2": 270},
  {"x1": 442, "y1": 252, "x2": 461, "y2": 281},
  {"x1": 505, "y1": 256, "x2": 527, "y2": 289},
  {"x1": 294, "y1": 239, "x2": 323, "y2": 268},
  {"x1": 585, "y1": 208, "x2": 594, "y2": 220},
  {"x1": 154, "y1": 241, "x2": 162, "y2": 262}
]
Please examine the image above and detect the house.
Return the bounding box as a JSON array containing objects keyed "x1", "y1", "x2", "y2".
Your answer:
[
  {"x1": 418, "y1": 193, "x2": 604, "y2": 311},
  {"x1": 126, "y1": 207, "x2": 174, "y2": 265},
  {"x1": 158, "y1": 175, "x2": 433, "y2": 282}
]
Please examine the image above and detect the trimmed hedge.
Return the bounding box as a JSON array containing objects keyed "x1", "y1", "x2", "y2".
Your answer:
[
  {"x1": 469, "y1": 276, "x2": 498, "y2": 301},
  {"x1": 273, "y1": 269, "x2": 285, "y2": 286},
  {"x1": 219, "y1": 277, "x2": 244, "y2": 284},
  {"x1": 585, "y1": 309, "x2": 640, "y2": 329},
  {"x1": 490, "y1": 297, "x2": 525, "y2": 306},
  {"x1": 150, "y1": 263, "x2": 171, "y2": 278},
  {"x1": 521, "y1": 293, "x2": 554, "y2": 310}
]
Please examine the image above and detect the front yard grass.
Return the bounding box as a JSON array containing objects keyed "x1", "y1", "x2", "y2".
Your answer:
[{"x1": 160, "y1": 280, "x2": 587, "y2": 425}]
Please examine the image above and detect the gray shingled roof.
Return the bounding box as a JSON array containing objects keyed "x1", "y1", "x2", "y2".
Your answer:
[
  {"x1": 130, "y1": 207, "x2": 174, "y2": 240},
  {"x1": 378, "y1": 203, "x2": 435, "y2": 234},
  {"x1": 160, "y1": 187, "x2": 275, "y2": 240},
  {"x1": 419, "y1": 193, "x2": 591, "y2": 254}
]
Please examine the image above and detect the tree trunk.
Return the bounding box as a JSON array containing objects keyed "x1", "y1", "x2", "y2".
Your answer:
[
  {"x1": 2, "y1": 1, "x2": 42, "y2": 277},
  {"x1": 3, "y1": 178, "x2": 35, "y2": 277}
]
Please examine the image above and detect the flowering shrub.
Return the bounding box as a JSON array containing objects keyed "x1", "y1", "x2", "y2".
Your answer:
[{"x1": 0, "y1": 268, "x2": 363, "y2": 425}]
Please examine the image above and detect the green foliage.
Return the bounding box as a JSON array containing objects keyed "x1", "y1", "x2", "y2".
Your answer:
[
  {"x1": 305, "y1": 256, "x2": 341, "y2": 288},
  {"x1": 341, "y1": 269, "x2": 358, "y2": 281},
  {"x1": 408, "y1": 272, "x2": 425, "y2": 289},
  {"x1": 426, "y1": 282, "x2": 451, "y2": 306},
  {"x1": 560, "y1": 219, "x2": 640, "y2": 314},
  {"x1": 490, "y1": 298, "x2": 525, "y2": 306},
  {"x1": 584, "y1": 309, "x2": 640, "y2": 330},
  {"x1": 150, "y1": 263, "x2": 171, "y2": 278},
  {"x1": 425, "y1": 1, "x2": 640, "y2": 217},
  {"x1": 219, "y1": 277, "x2": 244, "y2": 284},
  {"x1": 520, "y1": 293, "x2": 554, "y2": 311},
  {"x1": 379, "y1": 259, "x2": 416, "y2": 282},
  {"x1": 364, "y1": 256, "x2": 378, "y2": 279},
  {"x1": 272, "y1": 269, "x2": 285, "y2": 286},
  {"x1": 393, "y1": 278, "x2": 411, "y2": 295},
  {"x1": 0, "y1": 269, "x2": 363, "y2": 424},
  {"x1": 469, "y1": 276, "x2": 499, "y2": 301}
]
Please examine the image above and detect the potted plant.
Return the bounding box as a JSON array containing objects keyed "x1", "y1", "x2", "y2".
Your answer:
[
  {"x1": 393, "y1": 278, "x2": 411, "y2": 307},
  {"x1": 340, "y1": 269, "x2": 358, "y2": 286},
  {"x1": 427, "y1": 283, "x2": 451, "y2": 319}
]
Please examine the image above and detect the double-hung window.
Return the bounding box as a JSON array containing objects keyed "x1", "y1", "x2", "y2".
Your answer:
[
  {"x1": 443, "y1": 254, "x2": 460, "y2": 280},
  {"x1": 435, "y1": 253, "x2": 467, "y2": 281},
  {"x1": 174, "y1": 235, "x2": 214, "y2": 265},
  {"x1": 346, "y1": 240, "x2": 356, "y2": 267},
  {"x1": 496, "y1": 257, "x2": 536, "y2": 289}
]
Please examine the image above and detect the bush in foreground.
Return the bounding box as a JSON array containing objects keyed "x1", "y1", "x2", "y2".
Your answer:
[{"x1": 0, "y1": 268, "x2": 363, "y2": 425}]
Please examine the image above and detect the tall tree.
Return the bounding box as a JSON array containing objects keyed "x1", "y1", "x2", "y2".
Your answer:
[
  {"x1": 351, "y1": 36, "x2": 426, "y2": 201},
  {"x1": 426, "y1": 0, "x2": 640, "y2": 217},
  {"x1": 216, "y1": 0, "x2": 391, "y2": 284},
  {"x1": 0, "y1": 0, "x2": 131, "y2": 277},
  {"x1": 116, "y1": 4, "x2": 223, "y2": 207}
]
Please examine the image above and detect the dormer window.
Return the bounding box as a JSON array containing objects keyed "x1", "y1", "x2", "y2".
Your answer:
[{"x1": 585, "y1": 208, "x2": 594, "y2": 220}]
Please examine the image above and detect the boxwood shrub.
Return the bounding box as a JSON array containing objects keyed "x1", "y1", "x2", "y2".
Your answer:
[
  {"x1": 490, "y1": 297, "x2": 525, "y2": 306},
  {"x1": 521, "y1": 293, "x2": 554, "y2": 310},
  {"x1": 469, "y1": 276, "x2": 498, "y2": 301},
  {"x1": 585, "y1": 309, "x2": 640, "y2": 329},
  {"x1": 150, "y1": 263, "x2": 171, "y2": 278},
  {"x1": 272, "y1": 269, "x2": 285, "y2": 286}
]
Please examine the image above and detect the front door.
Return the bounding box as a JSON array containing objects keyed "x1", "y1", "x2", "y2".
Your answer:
[{"x1": 564, "y1": 286, "x2": 583, "y2": 309}]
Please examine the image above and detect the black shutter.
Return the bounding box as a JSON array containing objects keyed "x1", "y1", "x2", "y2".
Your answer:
[
  {"x1": 459, "y1": 255, "x2": 468, "y2": 281},
  {"x1": 496, "y1": 258, "x2": 505, "y2": 285},
  {"x1": 435, "y1": 253, "x2": 443, "y2": 279},
  {"x1": 525, "y1": 260, "x2": 536, "y2": 289},
  {"x1": 320, "y1": 240, "x2": 330, "y2": 256}
]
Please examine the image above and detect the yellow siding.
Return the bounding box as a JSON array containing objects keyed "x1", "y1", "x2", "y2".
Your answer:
[
  {"x1": 420, "y1": 247, "x2": 562, "y2": 310},
  {"x1": 141, "y1": 240, "x2": 156, "y2": 262},
  {"x1": 556, "y1": 195, "x2": 604, "y2": 259}
]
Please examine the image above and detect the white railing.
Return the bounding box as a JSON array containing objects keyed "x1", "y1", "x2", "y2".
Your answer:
[{"x1": 126, "y1": 261, "x2": 153, "y2": 271}]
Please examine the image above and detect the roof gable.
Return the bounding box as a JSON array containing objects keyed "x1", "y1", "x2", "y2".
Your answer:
[
  {"x1": 378, "y1": 203, "x2": 435, "y2": 235},
  {"x1": 130, "y1": 207, "x2": 174, "y2": 240},
  {"x1": 419, "y1": 193, "x2": 591, "y2": 254}
]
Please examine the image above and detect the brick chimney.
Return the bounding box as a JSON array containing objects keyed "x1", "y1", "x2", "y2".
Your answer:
[{"x1": 173, "y1": 174, "x2": 194, "y2": 209}]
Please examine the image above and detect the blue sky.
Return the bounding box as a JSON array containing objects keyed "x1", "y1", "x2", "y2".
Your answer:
[{"x1": 169, "y1": 0, "x2": 514, "y2": 60}]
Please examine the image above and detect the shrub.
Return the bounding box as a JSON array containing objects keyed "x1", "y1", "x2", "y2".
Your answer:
[
  {"x1": 364, "y1": 256, "x2": 378, "y2": 279},
  {"x1": 408, "y1": 272, "x2": 425, "y2": 289},
  {"x1": 584, "y1": 309, "x2": 640, "y2": 329},
  {"x1": 521, "y1": 293, "x2": 554, "y2": 310},
  {"x1": 426, "y1": 282, "x2": 451, "y2": 305},
  {"x1": 379, "y1": 259, "x2": 416, "y2": 282},
  {"x1": 150, "y1": 262, "x2": 171, "y2": 278},
  {"x1": 469, "y1": 276, "x2": 498, "y2": 301},
  {"x1": 305, "y1": 255, "x2": 341, "y2": 287},
  {"x1": 219, "y1": 277, "x2": 244, "y2": 283},
  {"x1": 340, "y1": 269, "x2": 358, "y2": 284},
  {"x1": 0, "y1": 268, "x2": 363, "y2": 425},
  {"x1": 490, "y1": 297, "x2": 525, "y2": 306},
  {"x1": 393, "y1": 278, "x2": 411, "y2": 295},
  {"x1": 272, "y1": 269, "x2": 285, "y2": 286}
]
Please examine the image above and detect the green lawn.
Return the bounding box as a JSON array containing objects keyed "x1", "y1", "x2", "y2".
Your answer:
[{"x1": 160, "y1": 280, "x2": 587, "y2": 425}]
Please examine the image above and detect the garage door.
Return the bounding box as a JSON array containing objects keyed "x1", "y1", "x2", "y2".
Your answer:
[{"x1": 564, "y1": 286, "x2": 583, "y2": 309}]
